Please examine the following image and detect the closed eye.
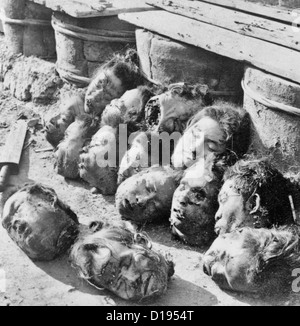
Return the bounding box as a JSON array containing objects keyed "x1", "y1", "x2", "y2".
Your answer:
[{"x1": 206, "y1": 140, "x2": 219, "y2": 152}]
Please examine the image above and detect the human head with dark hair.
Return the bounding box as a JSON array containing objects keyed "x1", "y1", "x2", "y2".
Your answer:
[
  {"x1": 172, "y1": 101, "x2": 251, "y2": 169},
  {"x1": 70, "y1": 220, "x2": 174, "y2": 301},
  {"x1": 203, "y1": 226, "x2": 300, "y2": 296},
  {"x1": 145, "y1": 82, "x2": 213, "y2": 134},
  {"x1": 85, "y1": 49, "x2": 146, "y2": 116},
  {"x1": 214, "y1": 157, "x2": 296, "y2": 235}
]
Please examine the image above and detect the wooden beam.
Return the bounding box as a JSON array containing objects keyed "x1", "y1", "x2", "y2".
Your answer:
[
  {"x1": 147, "y1": 0, "x2": 300, "y2": 52},
  {"x1": 28, "y1": 0, "x2": 106, "y2": 17},
  {"x1": 28, "y1": 0, "x2": 154, "y2": 18},
  {"x1": 119, "y1": 10, "x2": 300, "y2": 84},
  {"x1": 162, "y1": 0, "x2": 297, "y2": 24}
]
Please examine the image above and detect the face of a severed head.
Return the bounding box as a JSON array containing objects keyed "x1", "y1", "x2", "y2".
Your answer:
[
  {"x1": 170, "y1": 155, "x2": 225, "y2": 246},
  {"x1": 214, "y1": 158, "x2": 296, "y2": 236},
  {"x1": 85, "y1": 50, "x2": 143, "y2": 116},
  {"x1": 70, "y1": 221, "x2": 174, "y2": 301},
  {"x1": 145, "y1": 83, "x2": 212, "y2": 134},
  {"x1": 203, "y1": 227, "x2": 300, "y2": 294},
  {"x1": 116, "y1": 166, "x2": 181, "y2": 224},
  {"x1": 85, "y1": 68, "x2": 125, "y2": 116},
  {"x1": 172, "y1": 102, "x2": 250, "y2": 169}
]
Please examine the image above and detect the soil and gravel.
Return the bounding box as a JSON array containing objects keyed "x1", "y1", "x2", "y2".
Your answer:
[{"x1": 0, "y1": 33, "x2": 299, "y2": 307}]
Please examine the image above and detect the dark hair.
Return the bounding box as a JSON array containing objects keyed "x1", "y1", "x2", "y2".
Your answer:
[
  {"x1": 144, "y1": 83, "x2": 213, "y2": 131},
  {"x1": 87, "y1": 220, "x2": 151, "y2": 248},
  {"x1": 239, "y1": 226, "x2": 300, "y2": 295},
  {"x1": 211, "y1": 151, "x2": 240, "y2": 182},
  {"x1": 224, "y1": 158, "x2": 296, "y2": 227},
  {"x1": 93, "y1": 49, "x2": 145, "y2": 90},
  {"x1": 188, "y1": 101, "x2": 251, "y2": 158},
  {"x1": 70, "y1": 221, "x2": 175, "y2": 280},
  {"x1": 168, "y1": 83, "x2": 213, "y2": 105}
]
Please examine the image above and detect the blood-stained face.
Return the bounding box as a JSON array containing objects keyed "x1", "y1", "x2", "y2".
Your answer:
[
  {"x1": 172, "y1": 116, "x2": 226, "y2": 169},
  {"x1": 145, "y1": 83, "x2": 210, "y2": 134},
  {"x1": 70, "y1": 224, "x2": 174, "y2": 301},
  {"x1": 2, "y1": 184, "x2": 79, "y2": 261},
  {"x1": 214, "y1": 179, "x2": 251, "y2": 235},
  {"x1": 170, "y1": 158, "x2": 221, "y2": 246},
  {"x1": 203, "y1": 229, "x2": 262, "y2": 293},
  {"x1": 116, "y1": 166, "x2": 180, "y2": 224},
  {"x1": 203, "y1": 227, "x2": 298, "y2": 294},
  {"x1": 85, "y1": 69, "x2": 125, "y2": 116}
]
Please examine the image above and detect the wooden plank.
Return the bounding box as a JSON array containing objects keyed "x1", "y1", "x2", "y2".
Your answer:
[
  {"x1": 169, "y1": 0, "x2": 298, "y2": 24},
  {"x1": 147, "y1": 0, "x2": 300, "y2": 52},
  {"x1": 242, "y1": 0, "x2": 300, "y2": 9},
  {"x1": 29, "y1": 0, "x2": 109, "y2": 17},
  {"x1": 119, "y1": 10, "x2": 300, "y2": 84},
  {"x1": 29, "y1": 0, "x2": 154, "y2": 18}
]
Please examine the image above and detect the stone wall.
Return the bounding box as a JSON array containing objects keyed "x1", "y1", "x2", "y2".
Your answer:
[{"x1": 136, "y1": 29, "x2": 244, "y2": 103}]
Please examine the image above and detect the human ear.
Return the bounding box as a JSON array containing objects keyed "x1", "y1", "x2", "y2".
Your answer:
[
  {"x1": 134, "y1": 232, "x2": 152, "y2": 249},
  {"x1": 89, "y1": 221, "x2": 104, "y2": 233},
  {"x1": 247, "y1": 193, "x2": 261, "y2": 215}
]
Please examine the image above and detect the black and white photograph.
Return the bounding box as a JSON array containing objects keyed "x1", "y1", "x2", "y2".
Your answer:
[{"x1": 0, "y1": 0, "x2": 300, "y2": 309}]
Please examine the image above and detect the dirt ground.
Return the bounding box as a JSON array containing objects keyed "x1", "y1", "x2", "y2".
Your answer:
[{"x1": 0, "y1": 34, "x2": 299, "y2": 307}]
